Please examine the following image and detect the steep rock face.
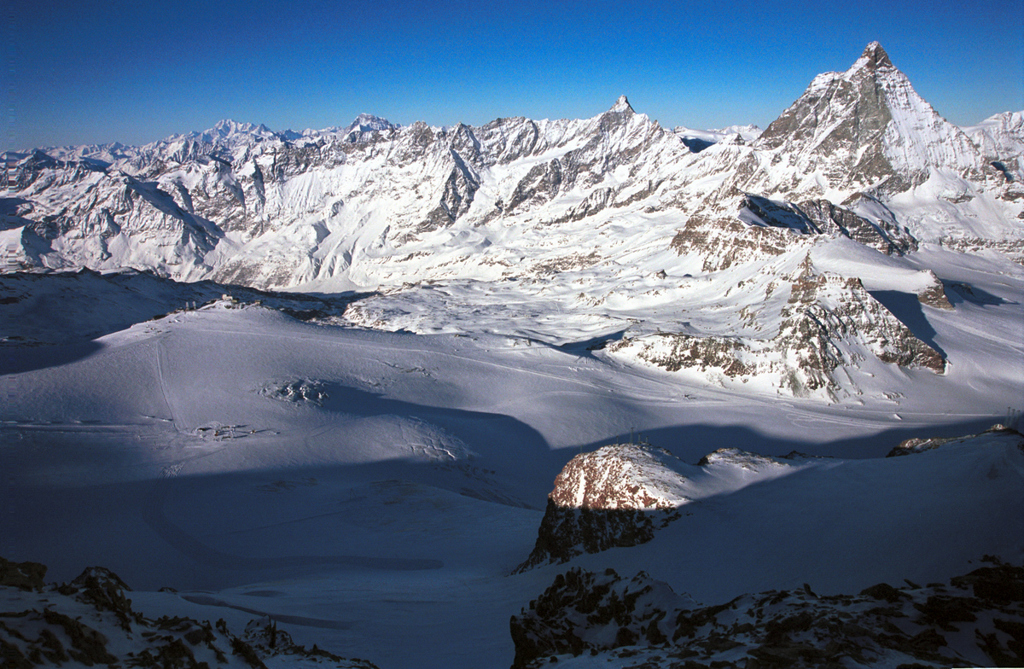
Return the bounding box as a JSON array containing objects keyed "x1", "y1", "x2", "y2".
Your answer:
[
  {"x1": 510, "y1": 561, "x2": 1024, "y2": 669},
  {"x1": 741, "y1": 42, "x2": 987, "y2": 200},
  {"x1": 514, "y1": 444, "x2": 687, "y2": 572},
  {"x1": 750, "y1": 196, "x2": 917, "y2": 255},
  {"x1": 669, "y1": 193, "x2": 917, "y2": 274},
  {"x1": 607, "y1": 262, "x2": 945, "y2": 400}
]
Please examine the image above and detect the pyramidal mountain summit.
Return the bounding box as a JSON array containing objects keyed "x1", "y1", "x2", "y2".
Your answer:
[{"x1": 747, "y1": 41, "x2": 988, "y2": 198}]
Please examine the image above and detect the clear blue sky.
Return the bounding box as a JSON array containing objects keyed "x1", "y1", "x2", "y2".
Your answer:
[{"x1": 5, "y1": 0, "x2": 1023, "y2": 149}]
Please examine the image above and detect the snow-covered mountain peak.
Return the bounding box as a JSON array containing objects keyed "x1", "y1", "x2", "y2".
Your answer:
[
  {"x1": 962, "y1": 110, "x2": 1024, "y2": 181},
  {"x1": 609, "y1": 95, "x2": 634, "y2": 114},
  {"x1": 745, "y1": 42, "x2": 987, "y2": 201},
  {"x1": 342, "y1": 113, "x2": 398, "y2": 138},
  {"x1": 200, "y1": 119, "x2": 276, "y2": 143}
]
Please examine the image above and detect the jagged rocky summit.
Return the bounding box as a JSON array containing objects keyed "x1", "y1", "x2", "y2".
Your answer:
[{"x1": 4, "y1": 42, "x2": 1022, "y2": 399}]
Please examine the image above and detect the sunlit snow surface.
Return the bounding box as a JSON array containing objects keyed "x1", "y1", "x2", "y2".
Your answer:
[{"x1": 2, "y1": 263, "x2": 1022, "y2": 668}]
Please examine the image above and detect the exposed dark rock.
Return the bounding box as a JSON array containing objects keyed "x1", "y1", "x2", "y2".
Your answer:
[
  {"x1": 514, "y1": 499, "x2": 667, "y2": 572},
  {"x1": 0, "y1": 558, "x2": 46, "y2": 591},
  {"x1": 0, "y1": 556, "x2": 380, "y2": 669},
  {"x1": 670, "y1": 215, "x2": 792, "y2": 272},
  {"x1": 59, "y1": 566, "x2": 141, "y2": 630},
  {"x1": 888, "y1": 424, "x2": 1024, "y2": 457},
  {"x1": 860, "y1": 583, "x2": 907, "y2": 603},
  {"x1": 242, "y1": 617, "x2": 381, "y2": 668},
  {"x1": 916, "y1": 277, "x2": 953, "y2": 310},
  {"x1": 610, "y1": 265, "x2": 945, "y2": 399},
  {"x1": 511, "y1": 562, "x2": 1024, "y2": 668}
]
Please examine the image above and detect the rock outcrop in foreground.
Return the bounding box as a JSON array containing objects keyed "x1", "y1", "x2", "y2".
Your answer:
[
  {"x1": 0, "y1": 557, "x2": 378, "y2": 669},
  {"x1": 510, "y1": 559, "x2": 1024, "y2": 668}
]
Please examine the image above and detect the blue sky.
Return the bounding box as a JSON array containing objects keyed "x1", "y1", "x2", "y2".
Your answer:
[{"x1": 5, "y1": 0, "x2": 1023, "y2": 149}]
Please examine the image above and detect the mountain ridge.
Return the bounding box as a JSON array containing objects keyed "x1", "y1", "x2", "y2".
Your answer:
[{"x1": 4, "y1": 42, "x2": 1023, "y2": 401}]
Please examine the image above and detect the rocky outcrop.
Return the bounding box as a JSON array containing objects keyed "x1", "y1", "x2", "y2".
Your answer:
[
  {"x1": 917, "y1": 272, "x2": 954, "y2": 309},
  {"x1": 0, "y1": 558, "x2": 380, "y2": 669},
  {"x1": 747, "y1": 195, "x2": 918, "y2": 255},
  {"x1": 510, "y1": 568, "x2": 689, "y2": 668},
  {"x1": 887, "y1": 422, "x2": 1023, "y2": 457},
  {"x1": 0, "y1": 557, "x2": 47, "y2": 591},
  {"x1": 607, "y1": 263, "x2": 945, "y2": 400},
  {"x1": 510, "y1": 559, "x2": 1024, "y2": 669},
  {"x1": 515, "y1": 444, "x2": 797, "y2": 571},
  {"x1": 512, "y1": 501, "x2": 671, "y2": 574},
  {"x1": 514, "y1": 444, "x2": 686, "y2": 572},
  {"x1": 669, "y1": 214, "x2": 800, "y2": 272}
]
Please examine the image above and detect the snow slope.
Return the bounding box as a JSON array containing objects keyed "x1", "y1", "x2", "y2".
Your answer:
[{"x1": 2, "y1": 271, "x2": 1022, "y2": 667}]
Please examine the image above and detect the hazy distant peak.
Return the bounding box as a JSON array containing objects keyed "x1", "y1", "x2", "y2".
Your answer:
[
  {"x1": 208, "y1": 119, "x2": 272, "y2": 137},
  {"x1": 340, "y1": 113, "x2": 397, "y2": 140}
]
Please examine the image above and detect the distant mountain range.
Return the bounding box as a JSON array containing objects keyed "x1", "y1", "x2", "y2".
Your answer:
[{"x1": 3, "y1": 42, "x2": 1022, "y2": 400}]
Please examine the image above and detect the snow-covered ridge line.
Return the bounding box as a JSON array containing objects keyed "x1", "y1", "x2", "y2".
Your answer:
[
  {"x1": 7, "y1": 41, "x2": 1021, "y2": 294},
  {"x1": 4, "y1": 41, "x2": 1023, "y2": 401}
]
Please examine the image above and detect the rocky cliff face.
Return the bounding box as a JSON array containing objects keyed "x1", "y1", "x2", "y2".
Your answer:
[
  {"x1": 514, "y1": 444, "x2": 686, "y2": 572},
  {"x1": 742, "y1": 42, "x2": 988, "y2": 199},
  {"x1": 606, "y1": 260, "x2": 946, "y2": 401}
]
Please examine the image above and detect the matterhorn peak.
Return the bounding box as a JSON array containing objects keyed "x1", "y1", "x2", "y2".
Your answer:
[
  {"x1": 750, "y1": 40, "x2": 985, "y2": 196},
  {"x1": 853, "y1": 41, "x2": 894, "y2": 73},
  {"x1": 610, "y1": 95, "x2": 634, "y2": 114}
]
